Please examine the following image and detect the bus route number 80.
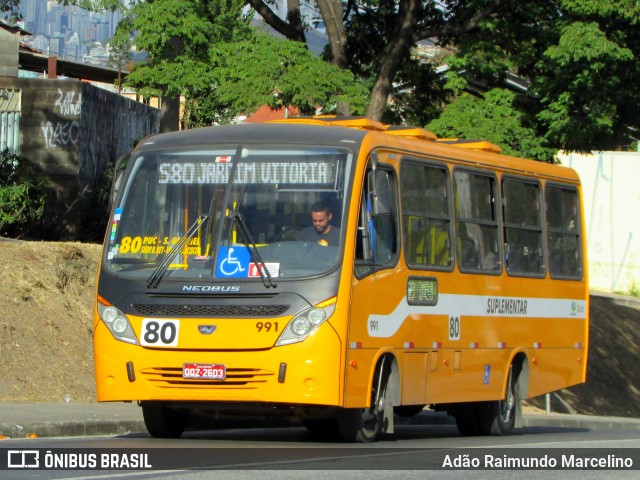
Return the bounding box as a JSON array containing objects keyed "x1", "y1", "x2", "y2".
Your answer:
[
  {"x1": 141, "y1": 319, "x2": 180, "y2": 347},
  {"x1": 449, "y1": 316, "x2": 461, "y2": 341}
]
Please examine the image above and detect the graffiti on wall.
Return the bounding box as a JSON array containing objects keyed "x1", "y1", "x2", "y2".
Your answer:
[{"x1": 41, "y1": 88, "x2": 81, "y2": 149}]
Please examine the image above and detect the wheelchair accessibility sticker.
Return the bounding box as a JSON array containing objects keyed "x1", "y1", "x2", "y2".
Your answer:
[{"x1": 216, "y1": 246, "x2": 251, "y2": 278}]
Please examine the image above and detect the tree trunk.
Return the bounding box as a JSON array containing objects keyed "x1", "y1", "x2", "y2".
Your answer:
[
  {"x1": 365, "y1": 0, "x2": 421, "y2": 120},
  {"x1": 315, "y1": 0, "x2": 349, "y2": 69},
  {"x1": 247, "y1": 0, "x2": 306, "y2": 42},
  {"x1": 160, "y1": 91, "x2": 180, "y2": 133}
]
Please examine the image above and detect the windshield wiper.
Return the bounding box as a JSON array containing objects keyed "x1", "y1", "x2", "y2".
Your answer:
[
  {"x1": 233, "y1": 212, "x2": 277, "y2": 288},
  {"x1": 147, "y1": 215, "x2": 209, "y2": 289}
]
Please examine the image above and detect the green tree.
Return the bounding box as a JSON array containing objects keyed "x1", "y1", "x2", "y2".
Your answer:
[
  {"x1": 439, "y1": 0, "x2": 640, "y2": 152},
  {"x1": 106, "y1": 34, "x2": 132, "y2": 94},
  {"x1": 214, "y1": 30, "x2": 369, "y2": 116},
  {"x1": 0, "y1": 149, "x2": 46, "y2": 238},
  {"x1": 427, "y1": 89, "x2": 558, "y2": 162},
  {"x1": 20, "y1": 0, "x2": 640, "y2": 154},
  {"x1": 104, "y1": 0, "x2": 368, "y2": 126},
  {"x1": 250, "y1": 0, "x2": 640, "y2": 152},
  {"x1": 250, "y1": 0, "x2": 507, "y2": 120},
  {"x1": 0, "y1": 0, "x2": 20, "y2": 21},
  {"x1": 84, "y1": 0, "x2": 505, "y2": 122}
]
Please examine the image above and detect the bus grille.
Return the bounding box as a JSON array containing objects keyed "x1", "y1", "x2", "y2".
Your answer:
[
  {"x1": 141, "y1": 367, "x2": 273, "y2": 388},
  {"x1": 133, "y1": 304, "x2": 290, "y2": 317}
]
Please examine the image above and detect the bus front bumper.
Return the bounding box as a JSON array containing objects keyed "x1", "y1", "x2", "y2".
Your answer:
[{"x1": 93, "y1": 320, "x2": 343, "y2": 408}]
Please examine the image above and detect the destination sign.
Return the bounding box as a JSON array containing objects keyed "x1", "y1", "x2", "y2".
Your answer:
[{"x1": 158, "y1": 161, "x2": 336, "y2": 185}]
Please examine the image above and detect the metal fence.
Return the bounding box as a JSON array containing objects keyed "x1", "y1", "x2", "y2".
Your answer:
[{"x1": 0, "y1": 87, "x2": 21, "y2": 153}]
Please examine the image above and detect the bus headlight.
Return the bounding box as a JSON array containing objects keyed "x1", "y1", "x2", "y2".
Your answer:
[
  {"x1": 102, "y1": 306, "x2": 119, "y2": 323},
  {"x1": 97, "y1": 302, "x2": 139, "y2": 345},
  {"x1": 307, "y1": 307, "x2": 326, "y2": 325},
  {"x1": 275, "y1": 302, "x2": 335, "y2": 346},
  {"x1": 291, "y1": 317, "x2": 311, "y2": 336},
  {"x1": 112, "y1": 316, "x2": 129, "y2": 334}
]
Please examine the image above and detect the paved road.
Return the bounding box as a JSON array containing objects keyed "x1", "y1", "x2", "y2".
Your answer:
[
  {"x1": 1, "y1": 420, "x2": 640, "y2": 478},
  {"x1": 2, "y1": 402, "x2": 640, "y2": 439}
]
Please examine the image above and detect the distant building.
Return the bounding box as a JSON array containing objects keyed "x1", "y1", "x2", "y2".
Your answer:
[
  {"x1": 412, "y1": 38, "x2": 443, "y2": 62},
  {"x1": 65, "y1": 31, "x2": 81, "y2": 61},
  {"x1": 48, "y1": 35, "x2": 63, "y2": 57},
  {"x1": 31, "y1": 34, "x2": 49, "y2": 53},
  {"x1": 244, "y1": 105, "x2": 302, "y2": 122},
  {"x1": 16, "y1": 0, "x2": 123, "y2": 64},
  {"x1": 84, "y1": 26, "x2": 97, "y2": 42}
]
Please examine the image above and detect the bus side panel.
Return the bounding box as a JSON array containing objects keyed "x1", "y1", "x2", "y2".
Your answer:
[
  {"x1": 343, "y1": 348, "x2": 380, "y2": 408},
  {"x1": 526, "y1": 347, "x2": 588, "y2": 398},
  {"x1": 425, "y1": 348, "x2": 511, "y2": 404},
  {"x1": 402, "y1": 352, "x2": 429, "y2": 404},
  {"x1": 94, "y1": 313, "x2": 343, "y2": 406},
  {"x1": 579, "y1": 183, "x2": 591, "y2": 386}
]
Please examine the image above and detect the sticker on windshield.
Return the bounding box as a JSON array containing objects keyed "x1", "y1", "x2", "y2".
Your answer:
[
  {"x1": 116, "y1": 235, "x2": 202, "y2": 256},
  {"x1": 109, "y1": 208, "x2": 122, "y2": 244},
  {"x1": 248, "y1": 262, "x2": 280, "y2": 278},
  {"x1": 216, "y1": 246, "x2": 251, "y2": 278}
]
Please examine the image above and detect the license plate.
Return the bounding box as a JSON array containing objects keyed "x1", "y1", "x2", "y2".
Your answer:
[{"x1": 182, "y1": 363, "x2": 226, "y2": 380}]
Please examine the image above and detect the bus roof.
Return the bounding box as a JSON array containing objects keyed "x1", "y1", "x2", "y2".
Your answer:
[{"x1": 136, "y1": 121, "x2": 369, "y2": 150}]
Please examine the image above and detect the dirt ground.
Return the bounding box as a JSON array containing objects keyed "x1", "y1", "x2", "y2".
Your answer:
[{"x1": 0, "y1": 240, "x2": 639, "y2": 417}]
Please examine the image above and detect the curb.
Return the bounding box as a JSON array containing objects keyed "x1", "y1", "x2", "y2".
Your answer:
[
  {"x1": 3, "y1": 410, "x2": 640, "y2": 439},
  {"x1": 403, "y1": 411, "x2": 640, "y2": 431},
  {"x1": 0, "y1": 420, "x2": 146, "y2": 439},
  {"x1": 521, "y1": 413, "x2": 640, "y2": 431}
]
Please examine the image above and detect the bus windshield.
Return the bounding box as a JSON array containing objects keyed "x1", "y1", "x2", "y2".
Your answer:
[{"x1": 104, "y1": 145, "x2": 352, "y2": 282}]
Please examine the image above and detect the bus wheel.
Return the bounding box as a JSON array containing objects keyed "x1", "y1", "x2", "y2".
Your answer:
[
  {"x1": 142, "y1": 402, "x2": 189, "y2": 438},
  {"x1": 478, "y1": 365, "x2": 518, "y2": 435},
  {"x1": 338, "y1": 359, "x2": 391, "y2": 443}
]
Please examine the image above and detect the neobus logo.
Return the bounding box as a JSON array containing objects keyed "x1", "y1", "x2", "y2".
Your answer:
[{"x1": 182, "y1": 285, "x2": 241, "y2": 293}]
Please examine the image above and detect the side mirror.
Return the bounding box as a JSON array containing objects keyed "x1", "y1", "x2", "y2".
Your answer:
[
  {"x1": 109, "y1": 154, "x2": 129, "y2": 211},
  {"x1": 369, "y1": 169, "x2": 391, "y2": 216},
  {"x1": 357, "y1": 192, "x2": 373, "y2": 261}
]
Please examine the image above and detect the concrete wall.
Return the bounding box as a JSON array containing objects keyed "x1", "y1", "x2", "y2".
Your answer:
[
  {"x1": 559, "y1": 152, "x2": 640, "y2": 295},
  {"x1": 0, "y1": 76, "x2": 160, "y2": 239}
]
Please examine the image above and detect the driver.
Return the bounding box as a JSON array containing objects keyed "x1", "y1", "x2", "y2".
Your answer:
[{"x1": 298, "y1": 202, "x2": 340, "y2": 246}]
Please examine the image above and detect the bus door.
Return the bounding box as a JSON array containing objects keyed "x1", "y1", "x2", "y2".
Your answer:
[{"x1": 347, "y1": 157, "x2": 402, "y2": 408}]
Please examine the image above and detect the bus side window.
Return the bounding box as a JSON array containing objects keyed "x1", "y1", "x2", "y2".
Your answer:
[
  {"x1": 502, "y1": 178, "x2": 545, "y2": 277},
  {"x1": 355, "y1": 166, "x2": 399, "y2": 276},
  {"x1": 400, "y1": 161, "x2": 452, "y2": 269},
  {"x1": 546, "y1": 185, "x2": 582, "y2": 278},
  {"x1": 453, "y1": 170, "x2": 501, "y2": 273}
]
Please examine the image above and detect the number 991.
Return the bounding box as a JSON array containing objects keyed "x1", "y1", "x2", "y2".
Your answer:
[{"x1": 256, "y1": 322, "x2": 278, "y2": 332}]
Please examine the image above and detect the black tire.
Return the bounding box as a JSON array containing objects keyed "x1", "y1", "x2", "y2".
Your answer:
[
  {"x1": 338, "y1": 360, "x2": 391, "y2": 443},
  {"x1": 142, "y1": 402, "x2": 189, "y2": 439},
  {"x1": 478, "y1": 366, "x2": 518, "y2": 435}
]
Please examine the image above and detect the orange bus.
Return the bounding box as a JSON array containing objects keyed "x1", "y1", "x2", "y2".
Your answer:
[{"x1": 94, "y1": 117, "x2": 588, "y2": 442}]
